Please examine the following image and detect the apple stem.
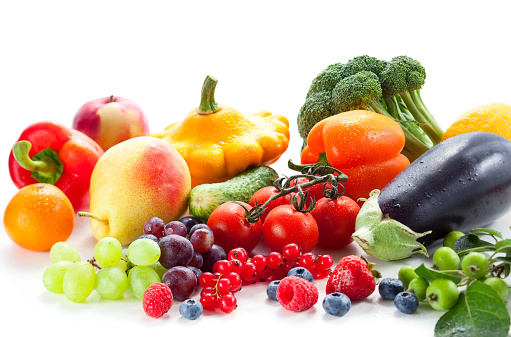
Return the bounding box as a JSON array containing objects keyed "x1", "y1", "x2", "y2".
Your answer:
[
  {"x1": 198, "y1": 75, "x2": 221, "y2": 115},
  {"x1": 109, "y1": 95, "x2": 114, "y2": 103},
  {"x1": 78, "y1": 211, "x2": 108, "y2": 223}
]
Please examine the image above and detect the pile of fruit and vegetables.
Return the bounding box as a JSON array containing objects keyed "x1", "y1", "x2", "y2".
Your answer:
[{"x1": 5, "y1": 55, "x2": 511, "y2": 336}]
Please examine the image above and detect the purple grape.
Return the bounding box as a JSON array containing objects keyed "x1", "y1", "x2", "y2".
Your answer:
[
  {"x1": 164, "y1": 221, "x2": 187, "y2": 237},
  {"x1": 162, "y1": 266, "x2": 197, "y2": 301},
  {"x1": 143, "y1": 217, "x2": 166, "y2": 238},
  {"x1": 188, "y1": 251, "x2": 204, "y2": 269},
  {"x1": 200, "y1": 244, "x2": 227, "y2": 273},
  {"x1": 187, "y1": 266, "x2": 202, "y2": 285},
  {"x1": 189, "y1": 228, "x2": 214, "y2": 253},
  {"x1": 179, "y1": 216, "x2": 206, "y2": 234},
  {"x1": 189, "y1": 224, "x2": 213, "y2": 237},
  {"x1": 158, "y1": 234, "x2": 194, "y2": 269},
  {"x1": 136, "y1": 234, "x2": 159, "y2": 243}
]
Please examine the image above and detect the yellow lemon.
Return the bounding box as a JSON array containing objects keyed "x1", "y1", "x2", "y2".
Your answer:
[{"x1": 443, "y1": 102, "x2": 511, "y2": 141}]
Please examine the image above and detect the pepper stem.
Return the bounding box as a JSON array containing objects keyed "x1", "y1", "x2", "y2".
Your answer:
[
  {"x1": 198, "y1": 75, "x2": 221, "y2": 115},
  {"x1": 12, "y1": 140, "x2": 64, "y2": 185}
]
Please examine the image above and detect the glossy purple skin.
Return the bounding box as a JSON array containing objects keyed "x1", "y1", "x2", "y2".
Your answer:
[{"x1": 378, "y1": 132, "x2": 511, "y2": 246}]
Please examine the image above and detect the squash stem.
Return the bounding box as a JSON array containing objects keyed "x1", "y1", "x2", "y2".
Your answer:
[{"x1": 198, "y1": 75, "x2": 221, "y2": 115}]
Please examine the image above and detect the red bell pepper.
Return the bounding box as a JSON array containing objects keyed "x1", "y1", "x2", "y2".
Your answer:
[{"x1": 8, "y1": 121, "x2": 104, "y2": 211}]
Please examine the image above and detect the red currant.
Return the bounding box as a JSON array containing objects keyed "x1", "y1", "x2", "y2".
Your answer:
[
  {"x1": 299, "y1": 252, "x2": 317, "y2": 272},
  {"x1": 228, "y1": 248, "x2": 249, "y2": 263},
  {"x1": 218, "y1": 293, "x2": 237, "y2": 313},
  {"x1": 199, "y1": 272, "x2": 216, "y2": 288},
  {"x1": 251, "y1": 254, "x2": 267, "y2": 271},
  {"x1": 216, "y1": 277, "x2": 232, "y2": 293},
  {"x1": 200, "y1": 293, "x2": 218, "y2": 311},
  {"x1": 229, "y1": 259, "x2": 245, "y2": 275},
  {"x1": 200, "y1": 287, "x2": 216, "y2": 297},
  {"x1": 317, "y1": 254, "x2": 334, "y2": 271},
  {"x1": 224, "y1": 272, "x2": 242, "y2": 292},
  {"x1": 282, "y1": 243, "x2": 301, "y2": 261},
  {"x1": 240, "y1": 261, "x2": 258, "y2": 283},
  {"x1": 213, "y1": 259, "x2": 233, "y2": 275},
  {"x1": 267, "y1": 252, "x2": 284, "y2": 269}
]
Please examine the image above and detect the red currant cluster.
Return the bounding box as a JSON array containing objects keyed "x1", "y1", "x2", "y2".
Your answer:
[{"x1": 197, "y1": 243, "x2": 334, "y2": 313}]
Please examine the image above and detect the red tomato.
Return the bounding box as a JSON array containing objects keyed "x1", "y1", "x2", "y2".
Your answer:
[
  {"x1": 207, "y1": 201, "x2": 262, "y2": 254},
  {"x1": 262, "y1": 204, "x2": 319, "y2": 253},
  {"x1": 249, "y1": 186, "x2": 291, "y2": 223},
  {"x1": 310, "y1": 196, "x2": 360, "y2": 248}
]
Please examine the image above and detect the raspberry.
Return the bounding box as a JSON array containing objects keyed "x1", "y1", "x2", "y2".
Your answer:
[
  {"x1": 142, "y1": 283, "x2": 174, "y2": 318},
  {"x1": 276, "y1": 276, "x2": 319, "y2": 312},
  {"x1": 326, "y1": 255, "x2": 376, "y2": 301}
]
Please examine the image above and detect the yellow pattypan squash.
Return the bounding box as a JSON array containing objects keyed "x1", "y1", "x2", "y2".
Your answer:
[{"x1": 151, "y1": 76, "x2": 290, "y2": 187}]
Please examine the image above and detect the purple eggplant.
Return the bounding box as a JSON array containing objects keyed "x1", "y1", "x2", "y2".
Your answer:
[{"x1": 353, "y1": 132, "x2": 511, "y2": 260}]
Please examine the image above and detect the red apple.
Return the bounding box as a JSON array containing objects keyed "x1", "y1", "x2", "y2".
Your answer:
[{"x1": 72, "y1": 95, "x2": 149, "y2": 151}]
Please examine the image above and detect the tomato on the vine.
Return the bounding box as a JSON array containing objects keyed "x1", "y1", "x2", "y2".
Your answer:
[
  {"x1": 262, "y1": 204, "x2": 319, "y2": 253},
  {"x1": 249, "y1": 186, "x2": 291, "y2": 223},
  {"x1": 289, "y1": 177, "x2": 333, "y2": 208},
  {"x1": 207, "y1": 201, "x2": 262, "y2": 254},
  {"x1": 310, "y1": 196, "x2": 360, "y2": 248}
]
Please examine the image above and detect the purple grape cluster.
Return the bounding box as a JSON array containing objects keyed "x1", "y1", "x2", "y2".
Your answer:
[{"x1": 139, "y1": 216, "x2": 227, "y2": 301}]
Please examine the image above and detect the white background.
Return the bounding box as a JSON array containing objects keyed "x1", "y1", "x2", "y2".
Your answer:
[{"x1": 1, "y1": 1, "x2": 511, "y2": 336}]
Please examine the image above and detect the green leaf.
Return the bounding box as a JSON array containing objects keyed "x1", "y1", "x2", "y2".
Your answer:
[
  {"x1": 414, "y1": 263, "x2": 462, "y2": 284},
  {"x1": 494, "y1": 239, "x2": 511, "y2": 254},
  {"x1": 434, "y1": 281, "x2": 510, "y2": 337},
  {"x1": 470, "y1": 228, "x2": 502, "y2": 238},
  {"x1": 452, "y1": 234, "x2": 495, "y2": 255}
]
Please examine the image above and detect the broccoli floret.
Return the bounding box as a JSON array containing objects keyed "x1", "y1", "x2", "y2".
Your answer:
[
  {"x1": 297, "y1": 91, "x2": 335, "y2": 140},
  {"x1": 380, "y1": 56, "x2": 443, "y2": 144},
  {"x1": 342, "y1": 55, "x2": 388, "y2": 78},
  {"x1": 331, "y1": 71, "x2": 382, "y2": 113},
  {"x1": 306, "y1": 63, "x2": 345, "y2": 97}
]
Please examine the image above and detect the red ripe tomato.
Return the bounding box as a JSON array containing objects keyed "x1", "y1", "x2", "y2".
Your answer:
[
  {"x1": 262, "y1": 204, "x2": 319, "y2": 253},
  {"x1": 249, "y1": 186, "x2": 291, "y2": 223},
  {"x1": 207, "y1": 201, "x2": 262, "y2": 254},
  {"x1": 310, "y1": 196, "x2": 360, "y2": 248}
]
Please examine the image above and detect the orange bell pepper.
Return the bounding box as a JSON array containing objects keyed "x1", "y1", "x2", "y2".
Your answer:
[{"x1": 301, "y1": 110, "x2": 410, "y2": 202}]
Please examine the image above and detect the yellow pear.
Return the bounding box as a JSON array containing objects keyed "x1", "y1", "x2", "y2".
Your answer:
[{"x1": 80, "y1": 136, "x2": 191, "y2": 245}]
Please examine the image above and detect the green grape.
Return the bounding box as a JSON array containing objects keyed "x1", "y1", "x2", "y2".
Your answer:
[
  {"x1": 127, "y1": 238, "x2": 161, "y2": 267},
  {"x1": 443, "y1": 231, "x2": 464, "y2": 248},
  {"x1": 95, "y1": 266, "x2": 128, "y2": 300},
  {"x1": 128, "y1": 265, "x2": 160, "y2": 300},
  {"x1": 461, "y1": 252, "x2": 489, "y2": 279},
  {"x1": 63, "y1": 261, "x2": 96, "y2": 303},
  {"x1": 43, "y1": 260, "x2": 74, "y2": 293},
  {"x1": 426, "y1": 279, "x2": 459, "y2": 311},
  {"x1": 50, "y1": 242, "x2": 81, "y2": 263},
  {"x1": 94, "y1": 237, "x2": 123, "y2": 267},
  {"x1": 150, "y1": 261, "x2": 168, "y2": 279}
]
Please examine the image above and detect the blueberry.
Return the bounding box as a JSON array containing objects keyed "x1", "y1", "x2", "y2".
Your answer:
[
  {"x1": 287, "y1": 267, "x2": 314, "y2": 283},
  {"x1": 379, "y1": 278, "x2": 405, "y2": 300},
  {"x1": 267, "y1": 280, "x2": 280, "y2": 301},
  {"x1": 179, "y1": 299, "x2": 203, "y2": 320},
  {"x1": 323, "y1": 292, "x2": 351, "y2": 317},
  {"x1": 394, "y1": 291, "x2": 419, "y2": 314}
]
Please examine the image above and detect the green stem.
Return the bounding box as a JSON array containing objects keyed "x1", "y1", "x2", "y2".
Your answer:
[
  {"x1": 77, "y1": 212, "x2": 108, "y2": 224},
  {"x1": 198, "y1": 75, "x2": 221, "y2": 115},
  {"x1": 411, "y1": 90, "x2": 444, "y2": 144},
  {"x1": 12, "y1": 140, "x2": 64, "y2": 184}
]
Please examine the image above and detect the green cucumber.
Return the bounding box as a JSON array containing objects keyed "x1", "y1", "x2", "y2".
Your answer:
[{"x1": 189, "y1": 166, "x2": 279, "y2": 220}]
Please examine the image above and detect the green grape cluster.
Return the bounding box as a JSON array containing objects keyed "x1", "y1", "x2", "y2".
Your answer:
[{"x1": 42, "y1": 238, "x2": 167, "y2": 303}]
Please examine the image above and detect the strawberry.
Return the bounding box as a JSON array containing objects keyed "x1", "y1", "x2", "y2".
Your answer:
[{"x1": 325, "y1": 255, "x2": 379, "y2": 301}]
